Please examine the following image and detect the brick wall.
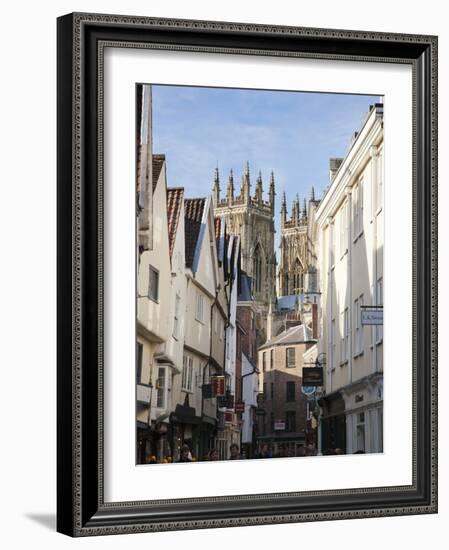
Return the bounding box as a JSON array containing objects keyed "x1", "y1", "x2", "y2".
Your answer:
[{"x1": 259, "y1": 342, "x2": 308, "y2": 436}]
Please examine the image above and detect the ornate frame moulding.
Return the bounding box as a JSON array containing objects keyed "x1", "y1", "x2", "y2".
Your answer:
[{"x1": 57, "y1": 12, "x2": 437, "y2": 536}]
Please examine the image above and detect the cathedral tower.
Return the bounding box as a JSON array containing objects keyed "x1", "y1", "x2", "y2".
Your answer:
[
  {"x1": 279, "y1": 187, "x2": 320, "y2": 296},
  {"x1": 212, "y1": 163, "x2": 276, "y2": 334}
]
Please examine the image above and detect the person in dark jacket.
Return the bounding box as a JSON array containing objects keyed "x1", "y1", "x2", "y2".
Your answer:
[
  {"x1": 177, "y1": 444, "x2": 192, "y2": 463},
  {"x1": 229, "y1": 443, "x2": 240, "y2": 460}
]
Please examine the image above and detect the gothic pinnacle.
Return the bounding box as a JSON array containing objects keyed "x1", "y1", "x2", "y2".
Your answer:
[
  {"x1": 227, "y1": 168, "x2": 234, "y2": 202},
  {"x1": 310, "y1": 186, "x2": 315, "y2": 201},
  {"x1": 281, "y1": 190, "x2": 287, "y2": 210},
  {"x1": 213, "y1": 166, "x2": 220, "y2": 204}
]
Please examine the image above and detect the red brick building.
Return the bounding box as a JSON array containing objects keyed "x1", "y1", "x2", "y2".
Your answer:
[{"x1": 257, "y1": 324, "x2": 316, "y2": 456}]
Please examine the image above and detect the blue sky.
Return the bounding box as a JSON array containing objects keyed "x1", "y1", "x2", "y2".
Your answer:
[{"x1": 151, "y1": 85, "x2": 379, "y2": 251}]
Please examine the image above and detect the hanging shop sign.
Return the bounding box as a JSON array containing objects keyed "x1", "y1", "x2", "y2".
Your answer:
[
  {"x1": 211, "y1": 376, "x2": 226, "y2": 396},
  {"x1": 302, "y1": 367, "x2": 323, "y2": 386},
  {"x1": 235, "y1": 401, "x2": 245, "y2": 413},
  {"x1": 361, "y1": 306, "x2": 384, "y2": 325}
]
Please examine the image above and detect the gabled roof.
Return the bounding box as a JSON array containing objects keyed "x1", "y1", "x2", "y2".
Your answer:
[
  {"x1": 259, "y1": 323, "x2": 314, "y2": 350},
  {"x1": 152, "y1": 154, "x2": 165, "y2": 191},
  {"x1": 166, "y1": 187, "x2": 184, "y2": 258},
  {"x1": 184, "y1": 198, "x2": 206, "y2": 269}
]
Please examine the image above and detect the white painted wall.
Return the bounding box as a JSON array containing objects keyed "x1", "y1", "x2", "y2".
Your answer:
[
  {"x1": 137, "y1": 163, "x2": 171, "y2": 343},
  {"x1": 317, "y1": 108, "x2": 384, "y2": 394},
  {"x1": 241, "y1": 353, "x2": 258, "y2": 443}
]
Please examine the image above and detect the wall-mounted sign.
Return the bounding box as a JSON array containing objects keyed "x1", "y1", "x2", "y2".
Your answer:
[
  {"x1": 211, "y1": 376, "x2": 226, "y2": 396},
  {"x1": 218, "y1": 391, "x2": 234, "y2": 409},
  {"x1": 274, "y1": 421, "x2": 285, "y2": 431},
  {"x1": 235, "y1": 401, "x2": 245, "y2": 413},
  {"x1": 301, "y1": 386, "x2": 316, "y2": 397},
  {"x1": 361, "y1": 306, "x2": 383, "y2": 325},
  {"x1": 302, "y1": 367, "x2": 323, "y2": 386}
]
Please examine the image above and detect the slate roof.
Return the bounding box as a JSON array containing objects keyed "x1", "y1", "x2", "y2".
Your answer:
[
  {"x1": 259, "y1": 323, "x2": 314, "y2": 350},
  {"x1": 184, "y1": 198, "x2": 206, "y2": 269},
  {"x1": 238, "y1": 271, "x2": 253, "y2": 302},
  {"x1": 152, "y1": 154, "x2": 165, "y2": 190},
  {"x1": 166, "y1": 187, "x2": 184, "y2": 258},
  {"x1": 277, "y1": 294, "x2": 300, "y2": 311}
]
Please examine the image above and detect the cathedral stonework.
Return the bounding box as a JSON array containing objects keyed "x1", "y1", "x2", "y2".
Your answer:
[
  {"x1": 213, "y1": 163, "x2": 276, "y2": 341},
  {"x1": 278, "y1": 187, "x2": 320, "y2": 297}
]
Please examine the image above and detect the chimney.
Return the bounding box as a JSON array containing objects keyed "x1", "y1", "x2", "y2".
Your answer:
[{"x1": 329, "y1": 158, "x2": 343, "y2": 183}]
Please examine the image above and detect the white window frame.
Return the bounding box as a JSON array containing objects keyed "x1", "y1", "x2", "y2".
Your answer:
[
  {"x1": 340, "y1": 307, "x2": 349, "y2": 364},
  {"x1": 376, "y1": 149, "x2": 383, "y2": 215},
  {"x1": 376, "y1": 277, "x2": 383, "y2": 344},
  {"x1": 182, "y1": 355, "x2": 194, "y2": 392},
  {"x1": 353, "y1": 178, "x2": 364, "y2": 240},
  {"x1": 148, "y1": 265, "x2": 159, "y2": 302},
  {"x1": 355, "y1": 411, "x2": 366, "y2": 453},
  {"x1": 156, "y1": 366, "x2": 167, "y2": 409},
  {"x1": 286, "y1": 347, "x2": 296, "y2": 368},
  {"x1": 195, "y1": 291, "x2": 204, "y2": 323},
  {"x1": 339, "y1": 200, "x2": 348, "y2": 258},
  {"x1": 354, "y1": 294, "x2": 364, "y2": 356},
  {"x1": 330, "y1": 318, "x2": 336, "y2": 370},
  {"x1": 173, "y1": 292, "x2": 181, "y2": 339}
]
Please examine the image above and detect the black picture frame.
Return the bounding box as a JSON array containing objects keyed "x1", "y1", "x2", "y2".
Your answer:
[{"x1": 57, "y1": 12, "x2": 438, "y2": 536}]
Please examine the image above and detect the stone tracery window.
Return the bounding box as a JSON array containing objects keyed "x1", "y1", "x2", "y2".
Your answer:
[
  {"x1": 293, "y1": 257, "x2": 304, "y2": 294},
  {"x1": 253, "y1": 243, "x2": 262, "y2": 294}
]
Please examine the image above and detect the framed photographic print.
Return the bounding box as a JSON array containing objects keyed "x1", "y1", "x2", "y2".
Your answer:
[{"x1": 57, "y1": 12, "x2": 438, "y2": 536}]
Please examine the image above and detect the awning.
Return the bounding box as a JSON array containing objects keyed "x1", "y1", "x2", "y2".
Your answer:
[{"x1": 170, "y1": 404, "x2": 202, "y2": 425}]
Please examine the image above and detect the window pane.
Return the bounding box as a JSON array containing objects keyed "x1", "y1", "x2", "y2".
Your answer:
[
  {"x1": 149, "y1": 266, "x2": 159, "y2": 301},
  {"x1": 286, "y1": 381, "x2": 295, "y2": 401},
  {"x1": 286, "y1": 347, "x2": 295, "y2": 368},
  {"x1": 156, "y1": 367, "x2": 165, "y2": 408}
]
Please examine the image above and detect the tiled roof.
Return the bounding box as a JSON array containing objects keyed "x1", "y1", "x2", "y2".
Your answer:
[
  {"x1": 166, "y1": 187, "x2": 184, "y2": 258},
  {"x1": 259, "y1": 323, "x2": 314, "y2": 350},
  {"x1": 152, "y1": 154, "x2": 165, "y2": 190},
  {"x1": 184, "y1": 198, "x2": 206, "y2": 269}
]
